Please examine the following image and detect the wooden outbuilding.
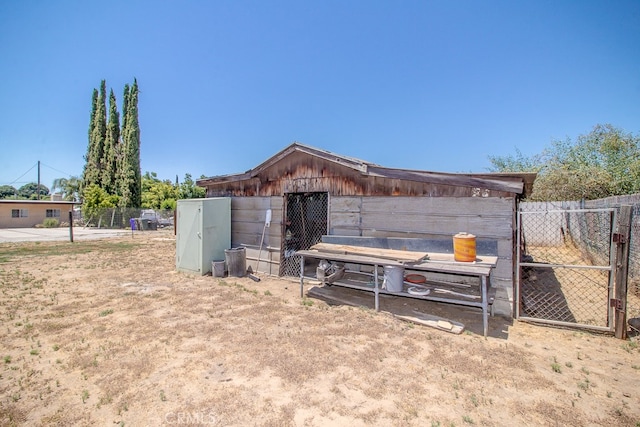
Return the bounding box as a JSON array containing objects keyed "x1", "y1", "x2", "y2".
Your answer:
[{"x1": 197, "y1": 143, "x2": 536, "y2": 317}]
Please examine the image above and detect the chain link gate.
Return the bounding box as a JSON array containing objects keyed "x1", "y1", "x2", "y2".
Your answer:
[
  {"x1": 627, "y1": 204, "x2": 640, "y2": 325},
  {"x1": 280, "y1": 192, "x2": 328, "y2": 277},
  {"x1": 516, "y1": 208, "x2": 616, "y2": 331}
]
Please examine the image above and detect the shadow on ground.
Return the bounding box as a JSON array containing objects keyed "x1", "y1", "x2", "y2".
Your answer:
[{"x1": 307, "y1": 285, "x2": 513, "y2": 339}]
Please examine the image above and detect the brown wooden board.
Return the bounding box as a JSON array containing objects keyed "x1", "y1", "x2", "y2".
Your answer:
[
  {"x1": 394, "y1": 314, "x2": 465, "y2": 334},
  {"x1": 310, "y1": 242, "x2": 429, "y2": 262}
]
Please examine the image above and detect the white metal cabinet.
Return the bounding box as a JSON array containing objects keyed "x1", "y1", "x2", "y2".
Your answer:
[{"x1": 176, "y1": 197, "x2": 231, "y2": 275}]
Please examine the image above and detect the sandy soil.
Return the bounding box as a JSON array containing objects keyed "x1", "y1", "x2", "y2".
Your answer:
[{"x1": 1, "y1": 230, "x2": 639, "y2": 426}]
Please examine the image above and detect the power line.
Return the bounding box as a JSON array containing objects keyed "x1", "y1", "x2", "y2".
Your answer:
[
  {"x1": 1, "y1": 162, "x2": 79, "y2": 187},
  {"x1": 40, "y1": 162, "x2": 76, "y2": 178},
  {"x1": 7, "y1": 162, "x2": 38, "y2": 186}
]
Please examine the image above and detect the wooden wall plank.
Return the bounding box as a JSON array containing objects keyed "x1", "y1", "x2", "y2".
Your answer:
[
  {"x1": 330, "y1": 212, "x2": 360, "y2": 227},
  {"x1": 231, "y1": 196, "x2": 283, "y2": 251},
  {"x1": 361, "y1": 213, "x2": 512, "y2": 239},
  {"x1": 330, "y1": 228, "x2": 361, "y2": 236},
  {"x1": 329, "y1": 196, "x2": 362, "y2": 235},
  {"x1": 361, "y1": 196, "x2": 513, "y2": 214},
  {"x1": 231, "y1": 197, "x2": 272, "y2": 210},
  {"x1": 330, "y1": 196, "x2": 362, "y2": 212}
]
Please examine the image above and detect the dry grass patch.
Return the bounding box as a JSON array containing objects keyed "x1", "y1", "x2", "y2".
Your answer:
[{"x1": 1, "y1": 231, "x2": 639, "y2": 426}]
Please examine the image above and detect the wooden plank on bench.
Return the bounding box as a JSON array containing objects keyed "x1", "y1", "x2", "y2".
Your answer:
[{"x1": 310, "y1": 242, "x2": 429, "y2": 263}]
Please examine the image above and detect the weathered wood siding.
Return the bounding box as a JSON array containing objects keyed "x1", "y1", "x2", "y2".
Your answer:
[
  {"x1": 205, "y1": 152, "x2": 515, "y2": 198},
  {"x1": 330, "y1": 196, "x2": 516, "y2": 316},
  {"x1": 207, "y1": 150, "x2": 522, "y2": 317},
  {"x1": 229, "y1": 194, "x2": 516, "y2": 316},
  {"x1": 231, "y1": 197, "x2": 283, "y2": 276},
  {"x1": 231, "y1": 196, "x2": 515, "y2": 316}
]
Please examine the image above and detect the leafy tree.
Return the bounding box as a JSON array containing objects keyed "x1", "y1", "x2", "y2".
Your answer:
[
  {"x1": 160, "y1": 198, "x2": 177, "y2": 210},
  {"x1": 0, "y1": 185, "x2": 17, "y2": 199},
  {"x1": 101, "y1": 89, "x2": 120, "y2": 194},
  {"x1": 18, "y1": 182, "x2": 49, "y2": 199},
  {"x1": 51, "y1": 176, "x2": 81, "y2": 201},
  {"x1": 138, "y1": 172, "x2": 206, "y2": 210},
  {"x1": 141, "y1": 172, "x2": 179, "y2": 210},
  {"x1": 119, "y1": 79, "x2": 142, "y2": 208},
  {"x1": 487, "y1": 148, "x2": 543, "y2": 173},
  {"x1": 488, "y1": 124, "x2": 640, "y2": 201},
  {"x1": 82, "y1": 184, "x2": 119, "y2": 222},
  {"x1": 83, "y1": 81, "x2": 107, "y2": 191},
  {"x1": 178, "y1": 173, "x2": 206, "y2": 199},
  {"x1": 529, "y1": 165, "x2": 611, "y2": 201}
]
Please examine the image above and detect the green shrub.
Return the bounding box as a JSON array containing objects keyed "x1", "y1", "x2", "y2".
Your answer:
[{"x1": 43, "y1": 218, "x2": 59, "y2": 228}]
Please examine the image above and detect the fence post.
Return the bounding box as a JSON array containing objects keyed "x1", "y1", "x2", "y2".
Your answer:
[
  {"x1": 68, "y1": 210, "x2": 74, "y2": 243},
  {"x1": 614, "y1": 205, "x2": 632, "y2": 339}
]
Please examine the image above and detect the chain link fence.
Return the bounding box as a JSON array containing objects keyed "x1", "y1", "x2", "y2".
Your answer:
[
  {"x1": 519, "y1": 195, "x2": 640, "y2": 332},
  {"x1": 280, "y1": 193, "x2": 329, "y2": 277},
  {"x1": 628, "y1": 204, "x2": 640, "y2": 322},
  {"x1": 76, "y1": 208, "x2": 175, "y2": 230},
  {"x1": 518, "y1": 205, "x2": 614, "y2": 329},
  {"x1": 584, "y1": 196, "x2": 640, "y2": 328}
]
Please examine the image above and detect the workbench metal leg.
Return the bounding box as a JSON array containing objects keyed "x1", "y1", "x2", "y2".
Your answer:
[
  {"x1": 299, "y1": 255, "x2": 304, "y2": 298},
  {"x1": 374, "y1": 264, "x2": 380, "y2": 311},
  {"x1": 481, "y1": 276, "x2": 488, "y2": 337}
]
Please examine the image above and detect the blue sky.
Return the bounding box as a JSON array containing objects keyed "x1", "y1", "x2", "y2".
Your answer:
[{"x1": 1, "y1": 0, "x2": 639, "y2": 190}]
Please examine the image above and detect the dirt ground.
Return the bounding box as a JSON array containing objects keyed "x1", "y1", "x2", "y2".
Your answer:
[{"x1": 1, "y1": 230, "x2": 639, "y2": 426}]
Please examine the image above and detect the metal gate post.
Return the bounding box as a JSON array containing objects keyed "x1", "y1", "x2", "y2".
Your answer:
[{"x1": 515, "y1": 209, "x2": 522, "y2": 319}]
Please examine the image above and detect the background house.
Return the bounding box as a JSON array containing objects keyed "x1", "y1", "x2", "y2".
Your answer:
[
  {"x1": 197, "y1": 143, "x2": 536, "y2": 317},
  {"x1": 0, "y1": 199, "x2": 77, "y2": 228}
]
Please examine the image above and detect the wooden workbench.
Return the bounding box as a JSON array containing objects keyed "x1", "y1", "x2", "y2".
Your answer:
[{"x1": 296, "y1": 246, "x2": 497, "y2": 337}]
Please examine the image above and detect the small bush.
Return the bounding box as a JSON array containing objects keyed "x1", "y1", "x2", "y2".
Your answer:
[{"x1": 43, "y1": 218, "x2": 59, "y2": 228}]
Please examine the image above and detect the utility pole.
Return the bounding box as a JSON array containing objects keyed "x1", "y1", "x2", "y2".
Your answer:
[{"x1": 37, "y1": 160, "x2": 41, "y2": 200}]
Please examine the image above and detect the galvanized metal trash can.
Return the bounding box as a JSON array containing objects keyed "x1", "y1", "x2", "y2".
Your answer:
[
  {"x1": 212, "y1": 260, "x2": 226, "y2": 277},
  {"x1": 225, "y1": 247, "x2": 246, "y2": 277}
]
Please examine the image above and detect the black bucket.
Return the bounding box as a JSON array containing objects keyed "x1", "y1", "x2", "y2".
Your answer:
[{"x1": 225, "y1": 247, "x2": 246, "y2": 277}]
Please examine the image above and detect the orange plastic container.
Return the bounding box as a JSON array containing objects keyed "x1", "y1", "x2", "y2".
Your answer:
[{"x1": 453, "y1": 232, "x2": 476, "y2": 262}]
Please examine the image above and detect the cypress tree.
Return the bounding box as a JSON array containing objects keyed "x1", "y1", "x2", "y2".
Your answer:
[
  {"x1": 101, "y1": 89, "x2": 120, "y2": 194},
  {"x1": 116, "y1": 84, "x2": 130, "y2": 203},
  {"x1": 121, "y1": 83, "x2": 130, "y2": 133},
  {"x1": 119, "y1": 80, "x2": 142, "y2": 207},
  {"x1": 84, "y1": 80, "x2": 107, "y2": 190},
  {"x1": 82, "y1": 88, "x2": 99, "y2": 193},
  {"x1": 128, "y1": 79, "x2": 142, "y2": 207}
]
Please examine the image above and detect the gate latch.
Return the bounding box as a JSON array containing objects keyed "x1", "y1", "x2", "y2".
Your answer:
[
  {"x1": 613, "y1": 233, "x2": 627, "y2": 244},
  {"x1": 610, "y1": 298, "x2": 622, "y2": 310}
]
